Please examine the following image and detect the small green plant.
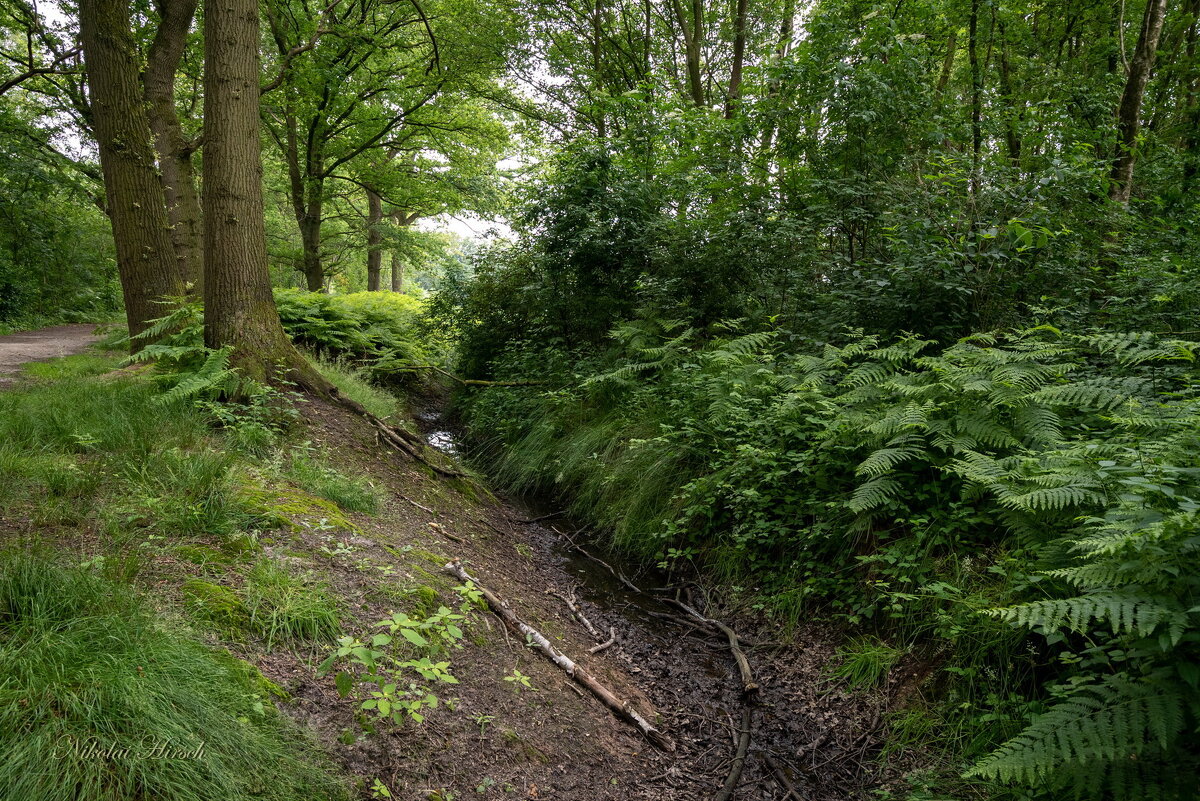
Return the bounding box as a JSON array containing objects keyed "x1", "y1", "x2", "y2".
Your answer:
[
  {"x1": 471, "y1": 713, "x2": 495, "y2": 737},
  {"x1": 319, "y1": 601, "x2": 472, "y2": 727},
  {"x1": 830, "y1": 637, "x2": 905, "y2": 690},
  {"x1": 369, "y1": 778, "x2": 393, "y2": 798},
  {"x1": 503, "y1": 668, "x2": 535, "y2": 693}
]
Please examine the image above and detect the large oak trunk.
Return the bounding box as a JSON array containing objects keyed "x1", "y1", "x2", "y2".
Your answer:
[
  {"x1": 145, "y1": 0, "x2": 203, "y2": 291},
  {"x1": 78, "y1": 0, "x2": 184, "y2": 348},
  {"x1": 202, "y1": 0, "x2": 322, "y2": 387}
]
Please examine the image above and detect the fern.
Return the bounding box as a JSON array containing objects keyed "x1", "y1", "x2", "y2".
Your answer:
[
  {"x1": 987, "y1": 593, "x2": 1186, "y2": 638},
  {"x1": 967, "y1": 674, "x2": 1186, "y2": 794}
]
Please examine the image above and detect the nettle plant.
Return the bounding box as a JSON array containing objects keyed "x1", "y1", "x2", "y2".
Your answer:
[{"x1": 319, "y1": 585, "x2": 480, "y2": 727}]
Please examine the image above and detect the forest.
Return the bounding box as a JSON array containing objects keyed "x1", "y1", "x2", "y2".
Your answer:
[{"x1": 0, "y1": 0, "x2": 1197, "y2": 798}]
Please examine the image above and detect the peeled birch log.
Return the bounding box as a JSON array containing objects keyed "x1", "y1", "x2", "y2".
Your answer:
[{"x1": 443, "y1": 560, "x2": 675, "y2": 752}]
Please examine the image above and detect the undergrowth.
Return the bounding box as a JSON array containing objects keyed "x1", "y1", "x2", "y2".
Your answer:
[{"x1": 461, "y1": 323, "x2": 1200, "y2": 799}]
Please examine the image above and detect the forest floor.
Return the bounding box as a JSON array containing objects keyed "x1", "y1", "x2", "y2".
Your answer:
[{"x1": 0, "y1": 326, "x2": 910, "y2": 801}]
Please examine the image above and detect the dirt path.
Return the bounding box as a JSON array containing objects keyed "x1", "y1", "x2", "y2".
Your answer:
[{"x1": 0, "y1": 323, "x2": 100, "y2": 386}]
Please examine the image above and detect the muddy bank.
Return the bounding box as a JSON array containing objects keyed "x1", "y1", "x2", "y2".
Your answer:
[{"x1": 395, "y1": 405, "x2": 892, "y2": 798}]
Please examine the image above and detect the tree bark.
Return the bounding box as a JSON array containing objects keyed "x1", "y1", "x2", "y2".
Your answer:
[
  {"x1": 144, "y1": 0, "x2": 203, "y2": 291},
  {"x1": 670, "y1": 0, "x2": 705, "y2": 107},
  {"x1": 968, "y1": 0, "x2": 983, "y2": 196},
  {"x1": 366, "y1": 188, "x2": 383, "y2": 291},
  {"x1": 78, "y1": 0, "x2": 184, "y2": 349},
  {"x1": 724, "y1": 0, "x2": 749, "y2": 119},
  {"x1": 997, "y1": 22, "x2": 1023, "y2": 169},
  {"x1": 389, "y1": 209, "x2": 417, "y2": 292},
  {"x1": 202, "y1": 0, "x2": 322, "y2": 386},
  {"x1": 1109, "y1": 0, "x2": 1169, "y2": 203}
]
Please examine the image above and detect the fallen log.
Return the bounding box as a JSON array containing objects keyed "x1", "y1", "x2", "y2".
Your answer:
[{"x1": 443, "y1": 560, "x2": 674, "y2": 752}]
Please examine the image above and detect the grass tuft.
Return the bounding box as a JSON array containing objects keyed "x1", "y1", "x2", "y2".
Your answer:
[{"x1": 0, "y1": 552, "x2": 347, "y2": 801}]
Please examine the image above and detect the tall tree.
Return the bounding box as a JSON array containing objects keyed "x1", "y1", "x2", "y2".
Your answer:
[
  {"x1": 203, "y1": 0, "x2": 320, "y2": 384},
  {"x1": 1110, "y1": 0, "x2": 1170, "y2": 203},
  {"x1": 78, "y1": 0, "x2": 183, "y2": 346},
  {"x1": 144, "y1": 0, "x2": 203, "y2": 289},
  {"x1": 366, "y1": 188, "x2": 383, "y2": 291}
]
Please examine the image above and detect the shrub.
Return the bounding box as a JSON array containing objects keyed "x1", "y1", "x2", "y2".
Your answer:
[{"x1": 462, "y1": 323, "x2": 1200, "y2": 798}]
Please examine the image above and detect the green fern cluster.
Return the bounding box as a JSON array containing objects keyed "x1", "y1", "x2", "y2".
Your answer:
[
  {"x1": 122, "y1": 301, "x2": 241, "y2": 402},
  {"x1": 464, "y1": 323, "x2": 1200, "y2": 799}
]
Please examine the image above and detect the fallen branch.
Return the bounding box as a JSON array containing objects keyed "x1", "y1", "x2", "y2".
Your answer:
[
  {"x1": 398, "y1": 494, "x2": 435, "y2": 514},
  {"x1": 443, "y1": 560, "x2": 674, "y2": 752},
  {"x1": 548, "y1": 589, "x2": 602, "y2": 639},
  {"x1": 763, "y1": 753, "x2": 807, "y2": 801},
  {"x1": 382, "y1": 364, "x2": 545, "y2": 387},
  {"x1": 517, "y1": 511, "x2": 565, "y2": 525},
  {"x1": 716, "y1": 707, "x2": 753, "y2": 801},
  {"x1": 589, "y1": 627, "x2": 617, "y2": 654},
  {"x1": 327, "y1": 387, "x2": 469, "y2": 480}
]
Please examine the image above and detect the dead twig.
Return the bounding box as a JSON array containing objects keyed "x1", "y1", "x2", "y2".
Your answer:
[
  {"x1": 443, "y1": 560, "x2": 674, "y2": 752},
  {"x1": 763, "y1": 753, "x2": 808, "y2": 801},
  {"x1": 588, "y1": 627, "x2": 617, "y2": 654},
  {"x1": 548, "y1": 589, "x2": 602, "y2": 639}
]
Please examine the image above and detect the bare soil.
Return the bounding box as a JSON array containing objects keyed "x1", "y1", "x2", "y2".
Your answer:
[
  {"x1": 0, "y1": 323, "x2": 101, "y2": 385},
  {"x1": 264, "y1": 397, "x2": 896, "y2": 800}
]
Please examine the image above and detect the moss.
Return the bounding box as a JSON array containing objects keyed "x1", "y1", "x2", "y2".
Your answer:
[
  {"x1": 237, "y1": 477, "x2": 357, "y2": 533},
  {"x1": 209, "y1": 649, "x2": 292, "y2": 702},
  {"x1": 174, "y1": 543, "x2": 237, "y2": 567},
  {"x1": 182, "y1": 578, "x2": 250, "y2": 632}
]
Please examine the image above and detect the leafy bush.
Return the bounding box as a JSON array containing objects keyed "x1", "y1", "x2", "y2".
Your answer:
[{"x1": 462, "y1": 323, "x2": 1200, "y2": 798}]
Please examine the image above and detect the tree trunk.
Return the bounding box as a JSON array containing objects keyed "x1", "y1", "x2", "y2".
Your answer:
[
  {"x1": 366, "y1": 188, "x2": 383, "y2": 291},
  {"x1": 936, "y1": 31, "x2": 957, "y2": 95},
  {"x1": 78, "y1": 0, "x2": 184, "y2": 349},
  {"x1": 299, "y1": 205, "x2": 324, "y2": 292},
  {"x1": 1109, "y1": 0, "x2": 1169, "y2": 204},
  {"x1": 670, "y1": 0, "x2": 705, "y2": 107},
  {"x1": 592, "y1": 0, "x2": 607, "y2": 138},
  {"x1": 968, "y1": 0, "x2": 983, "y2": 196},
  {"x1": 144, "y1": 0, "x2": 203, "y2": 291},
  {"x1": 724, "y1": 0, "x2": 749, "y2": 119},
  {"x1": 202, "y1": 0, "x2": 321, "y2": 387},
  {"x1": 390, "y1": 250, "x2": 403, "y2": 292},
  {"x1": 997, "y1": 22, "x2": 1023, "y2": 169},
  {"x1": 389, "y1": 210, "x2": 416, "y2": 292},
  {"x1": 1183, "y1": 5, "x2": 1200, "y2": 193}
]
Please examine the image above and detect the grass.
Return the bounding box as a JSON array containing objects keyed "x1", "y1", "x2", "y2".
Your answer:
[
  {"x1": 313, "y1": 356, "x2": 401, "y2": 420},
  {"x1": 0, "y1": 552, "x2": 348, "y2": 801},
  {"x1": 286, "y1": 451, "x2": 379, "y2": 514},
  {"x1": 22, "y1": 351, "x2": 120, "y2": 380},
  {"x1": 243, "y1": 559, "x2": 341, "y2": 648},
  {"x1": 829, "y1": 636, "x2": 906, "y2": 690},
  {"x1": 0, "y1": 346, "x2": 414, "y2": 798}
]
